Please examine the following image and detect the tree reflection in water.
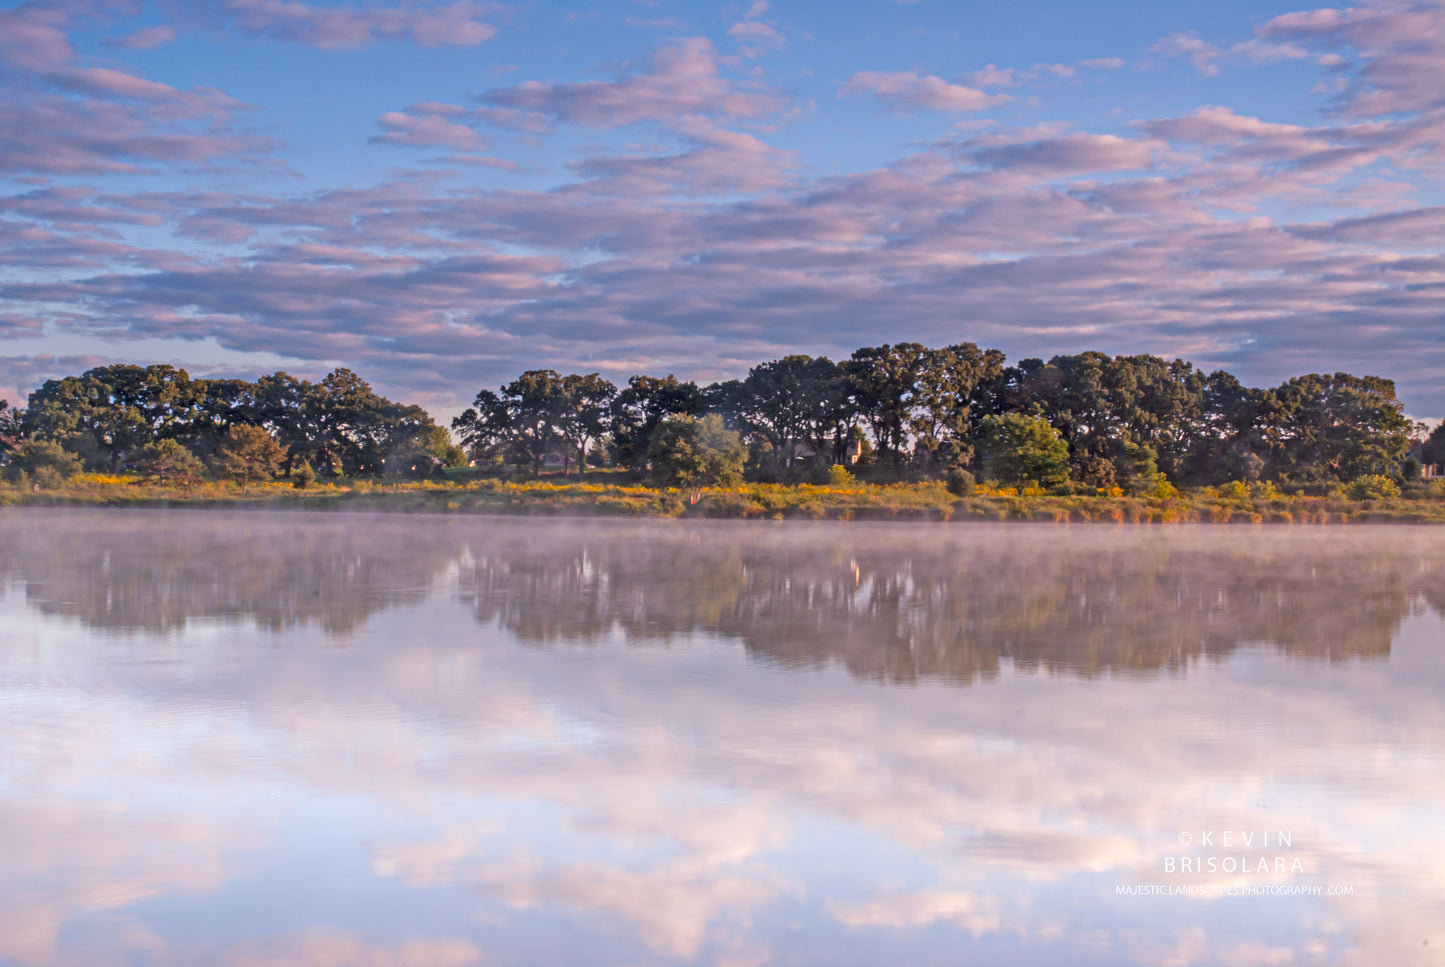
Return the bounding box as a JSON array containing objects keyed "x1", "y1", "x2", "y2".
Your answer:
[{"x1": 5, "y1": 510, "x2": 1439, "y2": 678}]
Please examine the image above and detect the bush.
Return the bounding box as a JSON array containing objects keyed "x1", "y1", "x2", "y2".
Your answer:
[
  {"x1": 211, "y1": 425, "x2": 284, "y2": 491},
  {"x1": 8, "y1": 439, "x2": 81, "y2": 482},
  {"x1": 944, "y1": 467, "x2": 975, "y2": 497},
  {"x1": 1220, "y1": 480, "x2": 1250, "y2": 500},
  {"x1": 32, "y1": 465, "x2": 67, "y2": 490},
  {"x1": 1145, "y1": 472, "x2": 1178, "y2": 500},
  {"x1": 1250, "y1": 480, "x2": 1278, "y2": 500},
  {"x1": 1347, "y1": 475, "x2": 1401, "y2": 500},
  {"x1": 649, "y1": 414, "x2": 746, "y2": 501},
  {"x1": 293, "y1": 459, "x2": 317, "y2": 489},
  {"x1": 135, "y1": 439, "x2": 204, "y2": 484},
  {"x1": 827, "y1": 463, "x2": 855, "y2": 487},
  {"x1": 978, "y1": 414, "x2": 1070, "y2": 490}
]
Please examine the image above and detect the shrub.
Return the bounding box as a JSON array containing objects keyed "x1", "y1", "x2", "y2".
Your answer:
[
  {"x1": 827, "y1": 463, "x2": 855, "y2": 487},
  {"x1": 293, "y1": 459, "x2": 317, "y2": 489},
  {"x1": 649, "y1": 414, "x2": 746, "y2": 502},
  {"x1": 1220, "y1": 480, "x2": 1250, "y2": 500},
  {"x1": 1347, "y1": 475, "x2": 1401, "y2": 500},
  {"x1": 33, "y1": 465, "x2": 67, "y2": 490},
  {"x1": 211, "y1": 425, "x2": 284, "y2": 491},
  {"x1": 1145, "y1": 472, "x2": 1178, "y2": 500},
  {"x1": 977, "y1": 414, "x2": 1070, "y2": 490},
  {"x1": 944, "y1": 467, "x2": 975, "y2": 497},
  {"x1": 135, "y1": 439, "x2": 204, "y2": 484},
  {"x1": 8, "y1": 439, "x2": 81, "y2": 482}
]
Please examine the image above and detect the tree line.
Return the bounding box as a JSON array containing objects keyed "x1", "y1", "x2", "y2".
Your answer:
[
  {"x1": 0, "y1": 365, "x2": 464, "y2": 487},
  {"x1": 452, "y1": 345, "x2": 1434, "y2": 493},
  {"x1": 0, "y1": 345, "x2": 1439, "y2": 493}
]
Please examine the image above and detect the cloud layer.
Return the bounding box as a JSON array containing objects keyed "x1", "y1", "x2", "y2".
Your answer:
[{"x1": 3, "y1": 1, "x2": 1445, "y2": 418}]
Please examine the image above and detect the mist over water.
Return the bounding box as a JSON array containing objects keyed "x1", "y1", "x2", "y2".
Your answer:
[{"x1": 1, "y1": 510, "x2": 1442, "y2": 965}]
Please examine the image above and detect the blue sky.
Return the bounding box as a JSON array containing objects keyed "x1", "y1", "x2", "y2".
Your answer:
[{"x1": 3, "y1": 0, "x2": 1445, "y2": 420}]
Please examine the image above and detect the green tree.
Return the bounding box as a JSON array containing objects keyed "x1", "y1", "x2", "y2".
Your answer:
[
  {"x1": 0, "y1": 399, "x2": 21, "y2": 457},
  {"x1": 500, "y1": 370, "x2": 569, "y2": 475},
  {"x1": 248, "y1": 371, "x2": 314, "y2": 471},
  {"x1": 910, "y1": 343, "x2": 1007, "y2": 474},
  {"x1": 978, "y1": 414, "x2": 1071, "y2": 491},
  {"x1": 1421, "y1": 421, "x2": 1445, "y2": 474},
  {"x1": 24, "y1": 364, "x2": 199, "y2": 470},
  {"x1": 8, "y1": 439, "x2": 82, "y2": 485},
  {"x1": 385, "y1": 425, "x2": 462, "y2": 479},
  {"x1": 452, "y1": 388, "x2": 513, "y2": 467},
  {"x1": 557, "y1": 373, "x2": 617, "y2": 477},
  {"x1": 732, "y1": 355, "x2": 843, "y2": 475},
  {"x1": 610, "y1": 375, "x2": 705, "y2": 470},
  {"x1": 452, "y1": 371, "x2": 587, "y2": 476},
  {"x1": 135, "y1": 439, "x2": 204, "y2": 485},
  {"x1": 184, "y1": 377, "x2": 254, "y2": 462},
  {"x1": 844, "y1": 343, "x2": 926, "y2": 473},
  {"x1": 648, "y1": 413, "x2": 747, "y2": 502},
  {"x1": 309, "y1": 369, "x2": 437, "y2": 477},
  {"x1": 1271, "y1": 373, "x2": 1412, "y2": 484},
  {"x1": 292, "y1": 459, "x2": 317, "y2": 489},
  {"x1": 212, "y1": 425, "x2": 283, "y2": 491}
]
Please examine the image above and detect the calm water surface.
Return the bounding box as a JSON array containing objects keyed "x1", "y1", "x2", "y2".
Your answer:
[{"x1": 1, "y1": 509, "x2": 1443, "y2": 966}]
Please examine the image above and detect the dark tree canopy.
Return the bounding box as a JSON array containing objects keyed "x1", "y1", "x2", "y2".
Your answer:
[
  {"x1": 0, "y1": 400, "x2": 21, "y2": 456},
  {"x1": 11, "y1": 347, "x2": 1429, "y2": 494},
  {"x1": 21, "y1": 364, "x2": 445, "y2": 478},
  {"x1": 609, "y1": 375, "x2": 706, "y2": 471}
]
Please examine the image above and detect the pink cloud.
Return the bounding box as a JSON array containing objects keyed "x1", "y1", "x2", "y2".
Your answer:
[
  {"x1": 967, "y1": 57, "x2": 1120, "y2": 89},
  {"x1": 1258, "y1": 3, "x2": 1445, "y2": 116},
  {"x1": 0, "y1": 0, "x2": 264, "y2": 176},
  {"x1": 0, "y1": 96, "x2": 270, "y2": 175},
  {"x1": 478, "y1": 38, "x2": 783, "y2": 128},
  {"x1": 218, "y1": 0, "x2": 498, "y2": 50},
  {"x1": 727, "y1": 19, "x2": 785, "y2": 58},
  {"x1": 1151, "y1": 31, "x2": 1224, "y2": 77},
  {"x1": 970, "y1": 132, "x2": 1160, "y2": 174},
  {"x1": 840, "y1": 72, "x2": 1000, "y2": 112},
  {"x1": 103, "y1": 24, "x2": 179, "y2": 49},
  {"x1": 370, "y1": 105, "x2": 488, "y2": 150}
]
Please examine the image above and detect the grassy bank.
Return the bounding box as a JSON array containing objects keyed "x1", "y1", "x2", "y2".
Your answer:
[{"x1": 4, "y1": 472, "x2": 1445, "y2": 523}]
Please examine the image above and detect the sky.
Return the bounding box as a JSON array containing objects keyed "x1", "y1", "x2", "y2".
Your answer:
[{"x1": 2, "y1": 0, "x2": 1445, "y2": 422}]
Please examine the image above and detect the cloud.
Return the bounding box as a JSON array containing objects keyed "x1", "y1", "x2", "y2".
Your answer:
[
  {"x1": 478, "y1": 38, "x2": 782, "y2": 128},
  {"x1": 0, "y1": 1, "x2": 266, "y2": 176},
  {"x1": 223, "y1": 930, "x2": 484, "y2": 967},
  {"x1": 969, "y1": 132, "x2": 1160, "y2": 174},
  {"x1": 840, "y1": 71, "x2": 1000, "y2": 112},
  {"x1": 967, "y1": 57, "x2": 1123, "y2": 89},
  {"x1": 727, "y1": 19, "x2": 785, "y2": 58},
  {"x1": 1258, "y1": 2, "x2": 1445, "y2": 117},
  {"x1": 103, "y1": 25, "x2": 179, "y2": 50},
  {"x1": 1151, "y1": 30, "x2": 1225, "y2": 76},
  {"x1": 8, "y1": 3, "x2": 1445, "y2": 416},
  {"x1": 217, "y1": 0, "x2": 498, "y2": 50},
  {"x1": 370, "y1": 103, "x2": 488, "y2": 150},
  {"x1": 0, "y1": 96, "x2": 268, "y2": 175},
  {"x1": 566, "y1": 117, "x2": 794, "y2": 196},
  {"x1": 830, "y1": 890, "x2": 1000, "y2": 934}
]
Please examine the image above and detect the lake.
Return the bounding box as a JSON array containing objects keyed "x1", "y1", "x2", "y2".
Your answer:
[{"x1": 1, "y1": 509, "x2": 1442, "y2": 966}]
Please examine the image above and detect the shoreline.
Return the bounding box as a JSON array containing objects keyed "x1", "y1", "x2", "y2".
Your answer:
[{"x1": 4, "y1": 476, "x2": 1445, "y2": 523}]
